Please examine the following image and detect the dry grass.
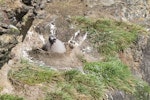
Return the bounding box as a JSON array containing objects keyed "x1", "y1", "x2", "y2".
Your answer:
[{"x1": 46, "y1": 0, "x2": 86, "y2": 16}]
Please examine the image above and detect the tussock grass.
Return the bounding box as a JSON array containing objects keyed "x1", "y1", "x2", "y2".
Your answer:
[
  {"x1": 46, "y1": 90, "x2": 74, "y2": 100},
  {"x1": 9, "y1": 67, "x2": 56, "y2": 85},
  {"x1": 8, "y1": 59, "x2": 150, "y2": 100},
  {"x1": 73, "y1": 16, "x2": 147, "y2": 55},
  {"x1": 64, "y1": 70, "x2": 105, "y2": 99},
  {"x1": 46, "y1": 70, "x2": 105, "y2": 100},
  {"x1": 9, "y1": 61, "x2": 105, "y2": 100},
  {"x1": 8, "y1": 61, "x2": 59, "y2": 85},
  {"x1": 73, "y1": 16, "x2": 150, "y2": 99},
  {"x1": 84, "y1": 58, "x2": 150, "y2": 99},
  {"x1": 134, "y1": 81, "x2": 150, "y2": 100},
  {"x1": 84, "y1": 58, "x2": 136, "y2": 93}
]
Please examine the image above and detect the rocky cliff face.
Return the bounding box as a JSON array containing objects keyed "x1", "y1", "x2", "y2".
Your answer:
[
  {"x1": 0, "y1": 0, "x2": 150, "y2": 100},
  {"x1": 141, "y1": 38, "x2": 150, "y2": 84},
  {"x1": 0, "y1": 11, "x2": 19, "y2": 67}
]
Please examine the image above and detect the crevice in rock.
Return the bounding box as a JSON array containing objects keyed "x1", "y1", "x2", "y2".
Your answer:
[
  {"x1": 15, "y1": 9, "x2": 28, "y2": 22},
  {"x1": 22, "y1": 0, "x2": 32, "y2": 6},
  {"x1": 141, "y1": 37, "x2": 150, "y2": 84},
  {"x1": 10, "y1": 7, "x2": 35, "y2": 42},
  {"x1": 21, "y1": 16, "x2": 34, "y2": 42},
  {"x1": 0, "y1": 6, "x2": 35, "y2": 68}
]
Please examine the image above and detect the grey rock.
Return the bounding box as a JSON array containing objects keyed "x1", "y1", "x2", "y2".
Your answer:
[
  {"x1": 141, "y1": 37, "x2": 150, "y2": 84},
  {"x1": 0, "y1": 34, "x2": 18, "y2": 68},
  {"x1": 107, "y1": 90, "x2": 136, "y2": 100}
]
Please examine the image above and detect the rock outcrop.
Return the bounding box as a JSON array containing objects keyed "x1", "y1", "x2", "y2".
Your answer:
[
  {"x1": 0, "y1": 11, "x2": 19, "y2": 68},
  {"x1": 141, "y1": 38, "x2": 150, "y2": 84},
  {"x1": 0, "y1": 0, "x2": 50, "y2": 68}
]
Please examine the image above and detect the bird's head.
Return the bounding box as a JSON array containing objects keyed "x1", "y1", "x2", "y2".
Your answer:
[{"x1": 49, "y1": 35, "x2": 56, "y2": 45}]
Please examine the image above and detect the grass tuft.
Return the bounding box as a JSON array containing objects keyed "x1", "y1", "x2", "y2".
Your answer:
[
  {"x1": 64, "y1": 70, "x2": 105, "y2": 99},
  {"x1": 46, "y1": 70, "x2": 105, "y2": 100},
  {"x1": 73, "y1": 16, "x2": 147, "y2": 55},
  {"x1": 8, "y1": 64, "x2": 59, "y2": 85},
  {"x1": 84, "y1": 58, "x2": 150, "y2": 99}
]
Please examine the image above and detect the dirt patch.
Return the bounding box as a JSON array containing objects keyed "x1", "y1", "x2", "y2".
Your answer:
[
  {"x1": 29, "y1": 48, "x2": 84, "y2": 69},
  {"x1": 28, "y1": 39, "x2": 100, "y2": 70}
]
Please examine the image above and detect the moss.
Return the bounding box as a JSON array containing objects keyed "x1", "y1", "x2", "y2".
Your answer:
[{"x1": 9, "y1": 59, "x2": 150, "y2": 100}]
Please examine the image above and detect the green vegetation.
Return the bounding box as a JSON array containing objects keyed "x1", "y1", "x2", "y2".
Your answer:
[
  {"x1": 0, "y1": 94, "x2": 23, "y2": 100},
  {"x1": 9, "y1": 67, "x2": 56, "y2": 85},
  {"x1": 84, "y1": 58, "x2": 150, "y2": 98},
  {"x1": 72, "y1": 16, "x2": 150, "y2": 99},
  {"x1": 0, "y1": 86, "x2": 3, "y2": 92},
  {"x1": 9, "y1": 62, "x2": 105, "y2": 100},
  {"x1": 8, "y1": 64, "x2": 58, "y2": 85},
  {"x1": 84, "y1": 58, "x2": 134, "y2": 93},
  {"x1": 46, "y1": 90, "x2": 74, "y2": 100},
  {"x1": 73, "y1": 16, "x2": 147, "y2": 55},
  {"x1": 8, "y1": 59, "x2": 150, "y2": 100},
  {"x1": 134, "y1": 81, "x2": 150, "y2": 100}
]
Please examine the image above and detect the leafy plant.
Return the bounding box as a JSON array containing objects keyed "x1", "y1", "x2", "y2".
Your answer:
[{"x1": 46, "y1": 70, "x2": 105, "y2": 100}]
